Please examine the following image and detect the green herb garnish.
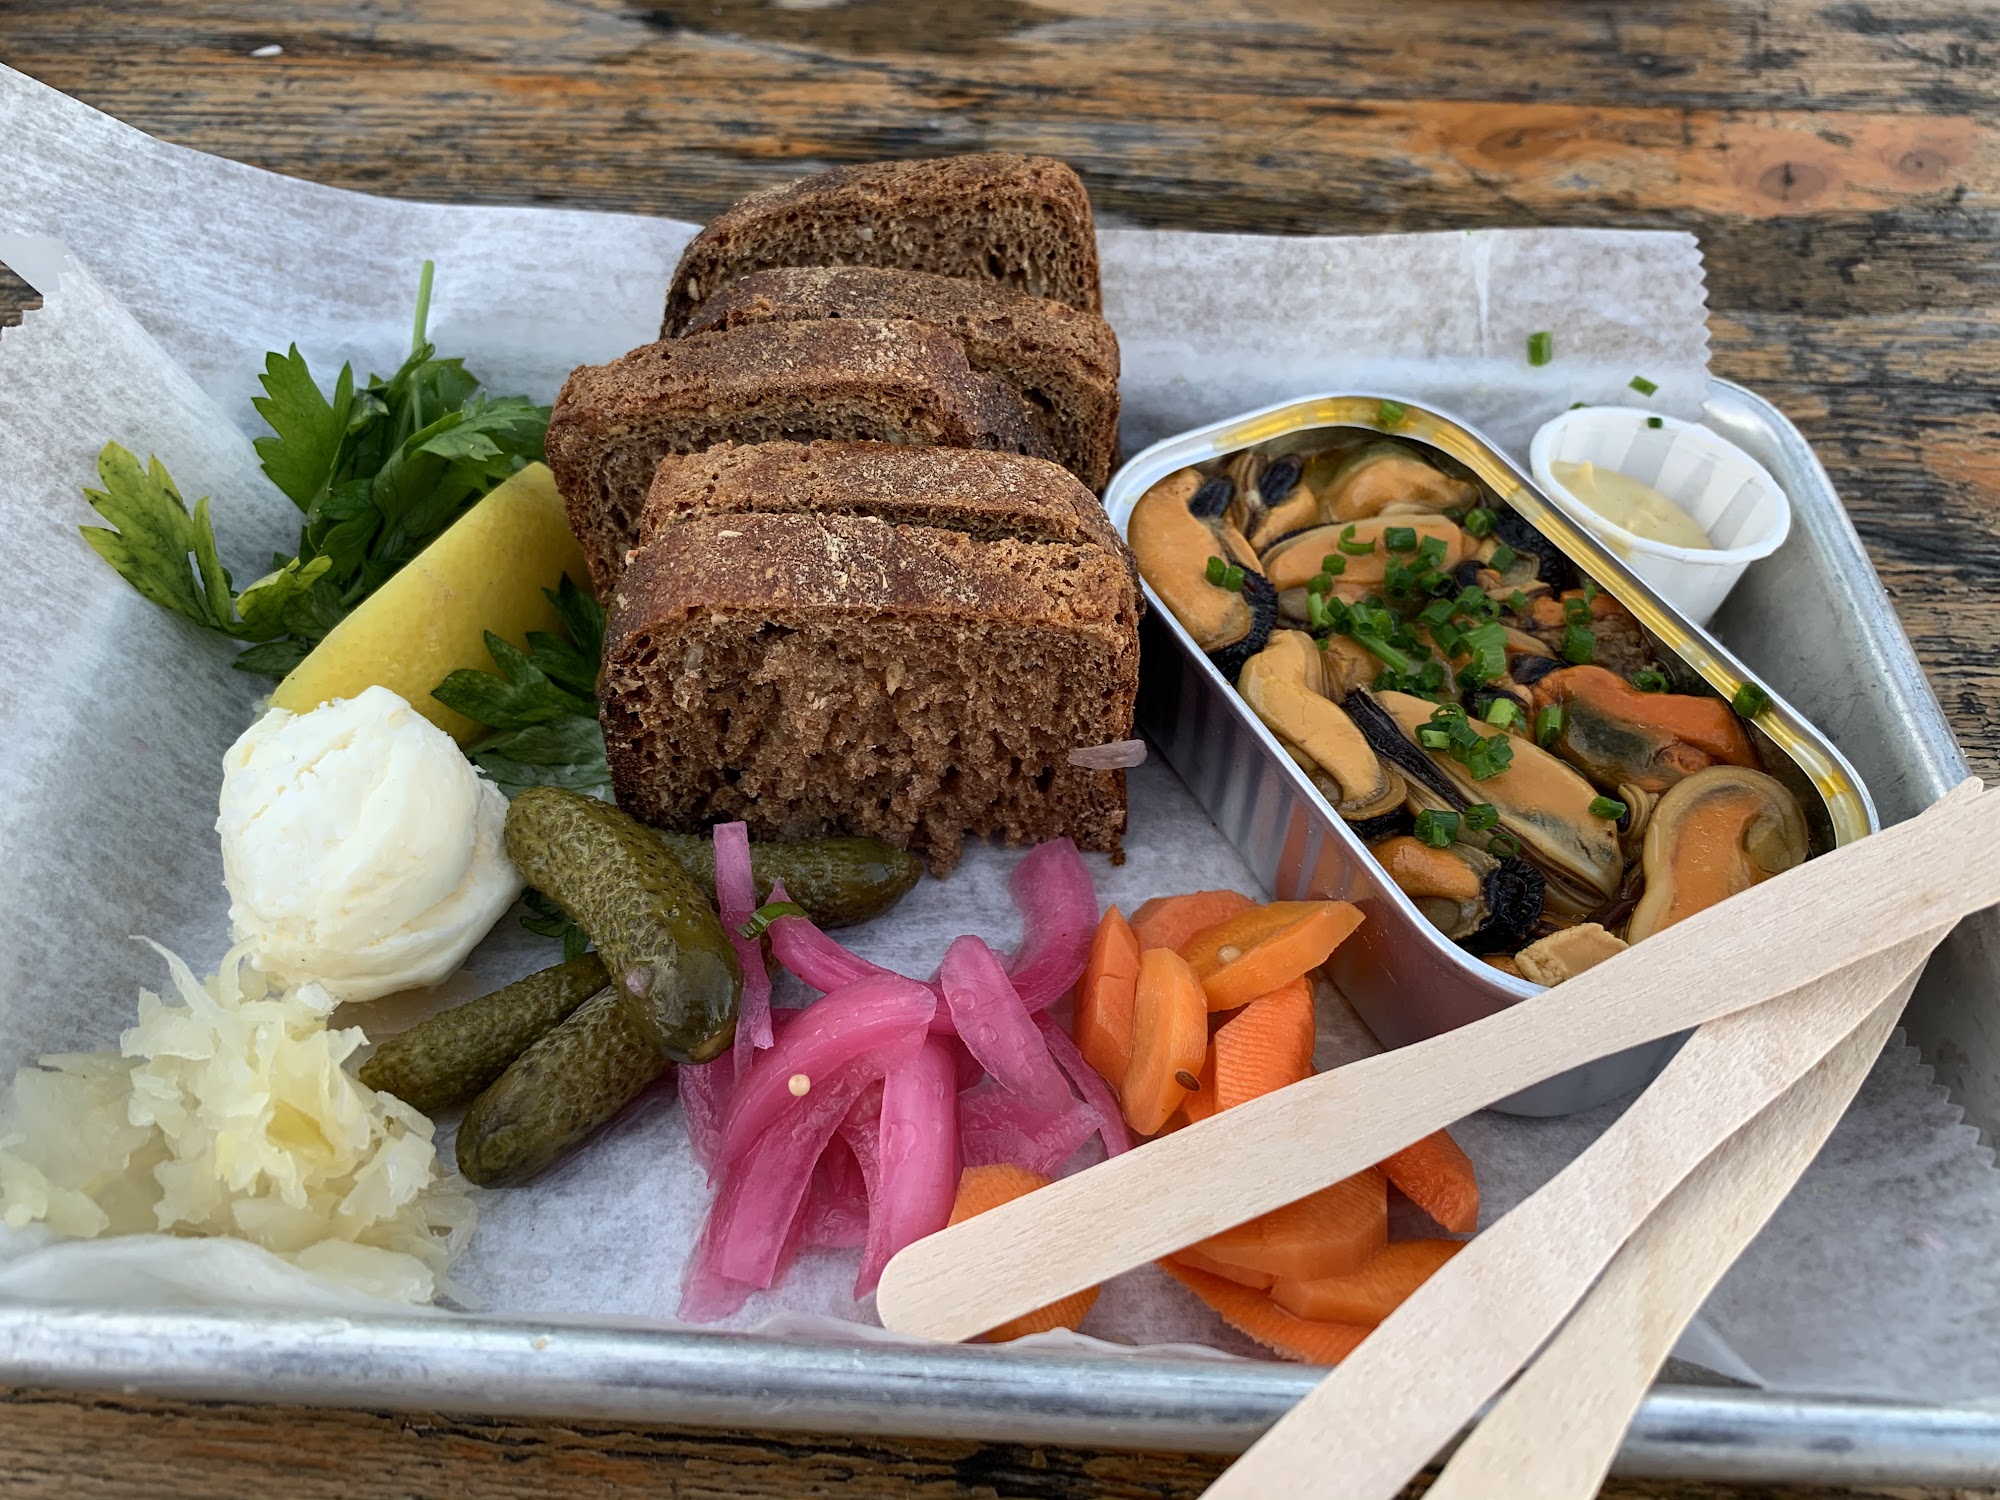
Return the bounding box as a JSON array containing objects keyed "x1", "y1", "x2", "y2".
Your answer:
[
  {"x1": 1482, "y1": 697, "x2": 1520, "y2": 729},
  {"x1": 1527, "y1": 331, "x2": 1554, "y2": 367},
  {"x1": 1536, "y1": 702, "x2": 1564, "y2": 748},
  {"x1": 1413, "y1": 809, "x2": 1460, "y2": 848},
  {"x1": 1488, "y1": 831, "x2": 1521, "y2": 858},
  {"x1": 1733, "y1": 682, "x2": 1771, "y2": 718},
  {"x1": 1632, "y1": 668, "x2": 1670, "y2": 692},
  {"x1": 1463, "y1": 802, "x2": 1500, "y2": 832},
  {"x1": 1463, "y1": 507, "x2": 1496, "y2": 538},
  {"x1": 1488, "y1": 542, "x2": 1517, "y2": 572},
  {"x1": 81, "y1": 262, "x2": 551, "y2": 677},
  {"x1": 1206, "y1": 555, "x2": 1228, "y2": 585},
  {"x1": 1338, "y1": 525, "x2": 1376, "y2": 556},
  {"x1": 1590, "y1": 795, "x2": 1629, "y2": 821},
  {"x1": 520, "y1": 889, "x2": 592, "y2": 962},
  {"x1": 1418, "y1": 534, "x2": 1450, "y2": 569},
  {"x1": 1561, "y1": 623, "x2": 1597, "y2": 665},
  {"x1": 1646, "y1": 416, "x2": 1664, "y2": 429},
  {"x1": 431, "y1": 574, "x2": 610, "y2": 801},
  {"x1": 1630, "y1": 375, "x2": 1659, "y2": 396},
  {"x1": 1384, "y1": 526, "x2": 1418, "y2": 553},
  {"x1": 1377, "y1": 399, "x2": 1408, "y2": 428},
  {"x1": 739, "y1": 901, "x2": 812, "y2": 941}
]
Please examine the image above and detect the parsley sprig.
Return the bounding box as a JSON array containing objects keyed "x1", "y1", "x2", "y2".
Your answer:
[
  {"x1": 431, "y1": 575, "x2": 612, "y2": 802},
  {"x1": 80, "y1": 262, "x2": 551, "y2": 677}
]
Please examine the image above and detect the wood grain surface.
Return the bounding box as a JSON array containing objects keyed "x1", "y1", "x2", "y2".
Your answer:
[{"x1": 0, "y1": 1, "x2": 1995, "y2": 1496}]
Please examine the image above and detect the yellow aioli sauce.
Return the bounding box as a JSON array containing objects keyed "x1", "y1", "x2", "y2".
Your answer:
[{"x1": 1551, "y1": 459, "x2": 1713, "y2": 550}]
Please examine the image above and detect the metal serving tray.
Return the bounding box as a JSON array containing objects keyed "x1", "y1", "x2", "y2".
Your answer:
[
  {"x1": 0, "y1": 379, "x2": 1991, "y2": 1488},
  {"x1": 1102, "y1": 392, "x2": 1876, "y2": 1115}
]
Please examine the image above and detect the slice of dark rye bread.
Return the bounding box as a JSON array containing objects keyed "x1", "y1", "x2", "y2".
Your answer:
[
  {"x1": 601, "y1": 511, "x2": 1139, "y2": 876},
  {"x1": 633, "y1": 440, "x2": 1125, "y2": 580},
  {"x1": 545, "y1": 318, "x2": 1053, "y2": 594},
  {"x1": 683, "y1": 266, "x2": 1121, "y2": 492},
  {"x1": 661, "y1": 153, "x2": 1102, "y2": 334}
]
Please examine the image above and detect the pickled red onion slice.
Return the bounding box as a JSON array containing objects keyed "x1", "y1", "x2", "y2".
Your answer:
[
  {"x1": 1005, "y1": 837, "x2": 1098, "y2": 1010},
  {"x1": 713, "y1": 974, "x2": 935, "y2": 1176},
  {"x1": 855, "y1": 1036, "x2": 960, "y2": 1297},
  {"x1": 1037, "y1": 1011, "x2": 1132, "y2": 1158},
  {"x1": 939, "y1": 934, "x2": 1072, "y2": 1115},
  {"x1": 959, "y1": 1083, "x2": 1096, "y2": 1177}
]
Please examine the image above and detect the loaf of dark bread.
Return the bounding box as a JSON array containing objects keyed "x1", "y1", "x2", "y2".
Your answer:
[
  {"x1": 630, "y1": 440, "x2": 1122, "y2": 589},
  {"x1": 662, "y1": 153, "x2": 1102, "y2": 334},
  {"x1": 601, "y1": 511, "x2": 1138, "y2": 875},
  {"x1": 545, "y1": 318, "x2": 1051, "y2": 594},
  {"x1": 683, "y1": 266, "x2": 1121, "y2": 493}
]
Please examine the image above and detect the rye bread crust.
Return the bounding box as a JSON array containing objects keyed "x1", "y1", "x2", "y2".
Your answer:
[
  {"x1": 546, "y1": 318, "x2": 1051, "y2": 594},
  {"x1": 683, "y1": 266, "x2": 1121, "y2": 491},
  {"x1": 601, "y1": 511, "x2": 1138, "y2": 875},
  {"x1": 635, "y1": 440, "x2": 1123, "y2": 574},
  {"x1": 661, "y1": 153, "x2": 1102, "y2": 334}
]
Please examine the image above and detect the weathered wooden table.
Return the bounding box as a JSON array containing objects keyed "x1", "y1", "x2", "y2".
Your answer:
[{"x1": 1, "y1": 2, "x2": 1995, "y2": 1495}]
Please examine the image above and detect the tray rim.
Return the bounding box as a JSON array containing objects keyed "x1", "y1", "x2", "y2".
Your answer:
[{"x1": 0, "y1": 377, "x2": 1983, "y2": 1486}]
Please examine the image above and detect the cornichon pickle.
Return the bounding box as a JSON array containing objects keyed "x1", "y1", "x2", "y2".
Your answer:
[
  {"x1": 357, "y1": 955, "x2": 608, "y2": 1114},
  {"x1": 505, "y1": 786, "x2": 741, "y2": 1063},
  {"x1": 653, "y1": 832, "x2": 922, "y2": 929},
  {"x1": 455, "y1": 988, "x2": 666, "y2": 1187}
]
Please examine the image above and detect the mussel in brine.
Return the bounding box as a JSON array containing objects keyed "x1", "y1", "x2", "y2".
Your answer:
[
  {"x1": 1625, "y1": 766, "x2": 1809, "y2": 943},
  {"x1": 1373, "y1": 835, "x2": 1545, "y2": 956},
  {"x1": 1130, "y1": 468, "x2": 1277, "y2": 677},
  {"x1": 1528, "y1": 665, "x2": 1757, "y2": 793},
  {"x1": 1306, "y1": 441, "x2": 1479, "y2": 522}
]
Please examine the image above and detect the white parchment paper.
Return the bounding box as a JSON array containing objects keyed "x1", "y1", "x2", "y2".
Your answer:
[{"x1": 2, "y1": 61, "x2": 1997, "y2": 1405}]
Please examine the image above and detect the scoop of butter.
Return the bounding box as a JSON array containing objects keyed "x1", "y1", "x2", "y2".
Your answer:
[
  {"x1": 218, "y1": 685, "x2": 523, "y2": 1003},
  {"x1": 270, "y1": 462, "x2": 589, "y2": 743}
]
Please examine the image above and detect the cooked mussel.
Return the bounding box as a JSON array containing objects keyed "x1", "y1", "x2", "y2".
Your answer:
[
  {"x1": 1131, "y1": 468, "x2": 1278, "y2": 678},
  {"x1": 1262, "y1": 515, "x2": 1468, "y2": 595},
  {"x1": 1307, "y1": 441, "x2": 1479, "y2": 522},
  {"x1": 1373, "y1": 835, "x2": 1546, "y2": 956},
  {"x1": 1625, "y1": 766, "x2": 1809, "y2": 943},
  {"x1": 1530, "y1": 665, "x2": 1758, "y2": 794},
  {"x1": 1352, "y1": 689, "x2": 1625, "y2": 918},
  {"x1": 1240, "y1": 632, "x2": 1401, "y2": 824},
  {"x1": 1513, "y1": 923, "x2": 1627, "y2": 985}
]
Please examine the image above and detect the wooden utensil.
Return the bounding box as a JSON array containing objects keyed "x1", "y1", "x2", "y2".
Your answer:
[
  {"x1": 1200, "y1": 930, "x2": 1939, "y2": 1500},
  {"x1": 1420, "y1": 976, "x2": 1918, "y2": 1500},
  {"x1": 877, "y1": 780, "x2": 1998, "y2": 1342}
]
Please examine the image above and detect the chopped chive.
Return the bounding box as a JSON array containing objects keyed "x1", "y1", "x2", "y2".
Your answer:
[
  {"x1": 1562, "y1": 624, "x2": 1596, "y2": 665},
  {"x1": 1563, "y1": 595, "x2": 1592, "y2": 625},
  {"x1": 1527, "y1": 331, "x2": 1554, "y2": 367},
  {"x1": 1463, "y1": 802, "x2": 1500, "y2": 832},
  {"x1": 1413, "y1": 808, "x2": 1460, "y2": 848},
  {"x1": 1307, "y1": 571, "x2": 1330, "y2": 596},
  {"x1": 1487, "y1": 831, "x2": 1521, "y2": 858},
  {"x1": 1384, "y1": 525, "x2": 1418, "y2": 553},
  {"x1": 1733, "y1": 682, "x2": 1771, "y2": 718},
  {"x1": 739, "y1": 901, "x2": 811, "y2": 940},
  {"x1": 1205, "y1": 555, "x2": 1227, "y2": 586},
  {"x1": 1482, "y1": 697, "x2": 1521, "y2": 729},
  {"x1": 1629, "y1": 375, "x2": 1659, "y2": 396},
  {"x1": 1355, "y1": 629, "x2": 1418, "y2": 675},
  {"x1": 1222, "y1": 564, "x2": 1245, "y2": 591},
  {"x1": 1338, "y1": 525, "x2": 1376, "y2": 556},
  {"x1": 1431, "y1": 703, "x2": 1468, "y2": 721},
  {"x1": 1424, "y1": 569, "x2": 1457, "y2": 597},
  {"x1": 1418, "y1": 727, "x2": 1451, "y2": 749},
  {"x1": 1377, "y1": 399, "x2": 1408, "y2": 427},
  {"x1": 1418, "y1": 534, "x2": 1449, "y2": 568},
  {"x1": 1460, "y1": 621, "x2": 1509, "y2": 684},
  {"x1": 1589, "y1": 795, "x2": 1629, "y2": 820},
  {"x1": 1536, "y1": 703, "x2": 1563, "y2": 748},
  {"x1": 1507, "y1": 589, "x2": 1531, "y2": 613},
  {"x1": 1583, "y1": 578, "x2": 1602, "y2": 604},
  {"x1": 1568, "y1": 401, "x2": 1589, "y2": 411},
  {"x1": 1418, "y1": 659, "x2": 1447, "y2": 691},
  {"x1": 1646, "y1": 416, "x2": 1664, "y2": 429},
  {"x1": 1321, "y1": 552, "x2": 1347, "y2": 577},
  {"x1": 1632, "y1": 668, "x2": 1670, "y2": 692},
  {"x1": 1418, "y1": 598, "x2": 1455, "y2": 629},
  {"x1": 1464, "y1": 507, "x2": 1496, "y2": 538},
  {"x1": 1465, "y1": 735, "x2": 1514, "y2": 780},
  {"x1": 1488, "y1": 542, "x2": 1517, "y2": 572}
]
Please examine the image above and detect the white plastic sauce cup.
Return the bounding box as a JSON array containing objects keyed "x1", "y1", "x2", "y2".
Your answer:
[{"x1": 1528, "y1": 406, "x2": 1791, "y2": 627}]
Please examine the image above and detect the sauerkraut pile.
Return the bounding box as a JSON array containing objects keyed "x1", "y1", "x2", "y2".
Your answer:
[{"x1": 0, "y1": 942, "x2": 472, "y2": 1303}]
